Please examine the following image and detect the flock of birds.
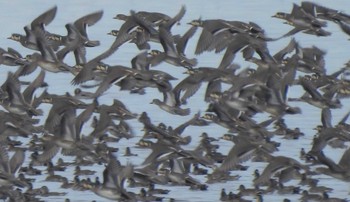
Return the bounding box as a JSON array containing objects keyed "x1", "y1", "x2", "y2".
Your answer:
[{"x1": 1, "y1": 1, "x2": 350, "y2": 201}]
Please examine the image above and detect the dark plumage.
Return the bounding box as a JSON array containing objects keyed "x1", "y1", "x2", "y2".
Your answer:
[{"x1": 1, "y1": 2, "x2": 350, "y2": 202}]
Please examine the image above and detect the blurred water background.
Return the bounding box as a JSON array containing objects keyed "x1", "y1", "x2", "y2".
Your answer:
[{"x1": 0, "y1": 1, "x2": 350, "y2": 201}]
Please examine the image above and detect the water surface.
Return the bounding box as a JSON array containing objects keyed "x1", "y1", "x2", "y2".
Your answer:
[{"x1": 1, "y1": 1, "x2": 350, "y2": 201}]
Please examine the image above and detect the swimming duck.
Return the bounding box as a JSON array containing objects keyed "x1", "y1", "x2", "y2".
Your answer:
[
  {"x1": 137, "y1": 187, "x2": 164, "y2": 201},
  {"x1": 45, "y1": 169, "x2": 67, "y2": 182},
  {"x1": 147, "y1": 183, "x2": 170, "y2": 195},
  {"x1": 74, "y1": 165, "x2": 96, "y2": 176},
  {"x1": 39, "y1": 185, "x2": 67, "y2": 197},
  {"x1": 124, "y1": 147, "x2": 138, "y2": 157},
  {"x1": 322, "y1": 192, "x2": 347, "y2": 202},
  {"x1": 60, "y1": 178, "x2": 74, "y2": 189}
]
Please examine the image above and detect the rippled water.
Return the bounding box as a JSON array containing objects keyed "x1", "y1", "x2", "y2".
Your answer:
[{"x1": 1, "y1": 1, "x2": 350, "y2": 201}]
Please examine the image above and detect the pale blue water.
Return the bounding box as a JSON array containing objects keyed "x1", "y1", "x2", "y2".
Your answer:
[{"x1": 0, "y1": 1, "x2": 350, "y2": 201}]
